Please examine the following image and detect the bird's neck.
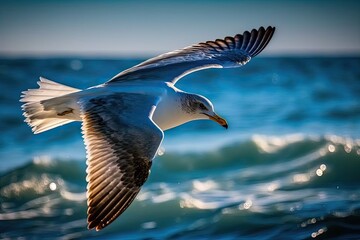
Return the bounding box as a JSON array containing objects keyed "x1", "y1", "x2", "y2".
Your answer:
[{"x1": 152, "y1": 90, "x2": 194, "y2": 131}]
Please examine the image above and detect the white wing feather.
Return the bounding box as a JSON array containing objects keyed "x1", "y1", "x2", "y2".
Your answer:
[
  {"x1": 108, "y1": 26, "x2": 275, "y2": 84},
  {"x1": 81, "y1": 93, "x2": 163, "y2": 230}
]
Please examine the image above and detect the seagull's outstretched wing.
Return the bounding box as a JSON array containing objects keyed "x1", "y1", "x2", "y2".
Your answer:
[
  {"x1": 108, "y1": 26, "x2": 275, "y2": 85},
  {"x1": 80, "y1": 93, "x2": 163, "y2": 231}
]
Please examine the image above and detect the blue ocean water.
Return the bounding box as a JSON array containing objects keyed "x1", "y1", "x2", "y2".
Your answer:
[{"x1": 0, "y1": 57, "x2": 359, "y2": 239}]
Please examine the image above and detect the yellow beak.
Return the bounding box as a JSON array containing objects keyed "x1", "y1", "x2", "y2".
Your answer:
[{"x1": 207, "y1": 113, "x2": 228, "y2": 129}]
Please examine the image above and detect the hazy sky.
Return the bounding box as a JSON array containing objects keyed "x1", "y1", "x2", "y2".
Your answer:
[{"x1": 0, "y1": 0, "x2": 359, "y2": 56}]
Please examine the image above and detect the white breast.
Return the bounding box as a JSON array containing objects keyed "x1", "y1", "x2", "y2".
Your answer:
[{"x1": 152, "y1": 85, "x2": 191, "y2": 131}]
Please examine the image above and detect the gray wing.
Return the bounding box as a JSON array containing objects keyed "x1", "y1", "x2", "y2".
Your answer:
[
  {"x1": 80, "y1": 93, "x2": 163, "y2": 231},
  {"x1": 108, "y1": 26, "x2": 275, "y2": 85}
]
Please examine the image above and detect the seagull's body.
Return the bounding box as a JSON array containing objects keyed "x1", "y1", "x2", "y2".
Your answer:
[{"x1": 20, "y1": 26, "x2": 275, "y2": 230}]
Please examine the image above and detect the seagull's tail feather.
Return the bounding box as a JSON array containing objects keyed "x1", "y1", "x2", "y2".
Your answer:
[{"x1": 20, "y1": 77, "x2": 81, "y2": 134}]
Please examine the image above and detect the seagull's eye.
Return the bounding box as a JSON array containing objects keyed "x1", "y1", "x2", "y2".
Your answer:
[{"x1": 199, "y1": 103, "x2": 207, "y2": 110}]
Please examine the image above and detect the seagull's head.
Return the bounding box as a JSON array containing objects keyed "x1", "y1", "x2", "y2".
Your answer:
[{"x1": 182, "y1": 94, "x2": 228, "y2": 129}]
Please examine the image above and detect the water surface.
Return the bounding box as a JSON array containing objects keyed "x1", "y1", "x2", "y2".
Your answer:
[{"x1": 0, "y1": 57, "x2": 359, "y2": 239}]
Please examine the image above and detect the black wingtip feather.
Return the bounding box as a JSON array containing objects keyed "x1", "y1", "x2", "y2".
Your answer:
[
  {"x1": 240, "y1": 30, "x2": 251, "y2": 51},
  {"x1": 248, "y1": 27, "x2": 266, "y2": 55},
  {"x1": 225, "y1": 36, "x2": 235, "y2": 48},
  {"x1": 234, "y1": 34, "x2": 243, "y2": 49},
  {"x1": 245, "y1": 28, "x2": 258, "y2": 52},
  {"x1": 251, "y1": 26, "x2": 276, "y2": 57},
  {"x1": 231, "y1": 26, "x2": 275, "y2": 58}
]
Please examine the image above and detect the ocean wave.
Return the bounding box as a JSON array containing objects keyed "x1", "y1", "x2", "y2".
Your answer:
[{"x1": 1, "y1": 134, "x2": 360, "y2": 239}]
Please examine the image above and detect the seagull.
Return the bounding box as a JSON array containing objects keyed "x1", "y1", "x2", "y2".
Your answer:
[{"x1": 20, "y1": 26, "x2": 275, "y2": 230}]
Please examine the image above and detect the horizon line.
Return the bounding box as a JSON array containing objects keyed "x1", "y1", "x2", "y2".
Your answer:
[{"x1": 1, "y1": 52, "x2": 360, "y2": 59}]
